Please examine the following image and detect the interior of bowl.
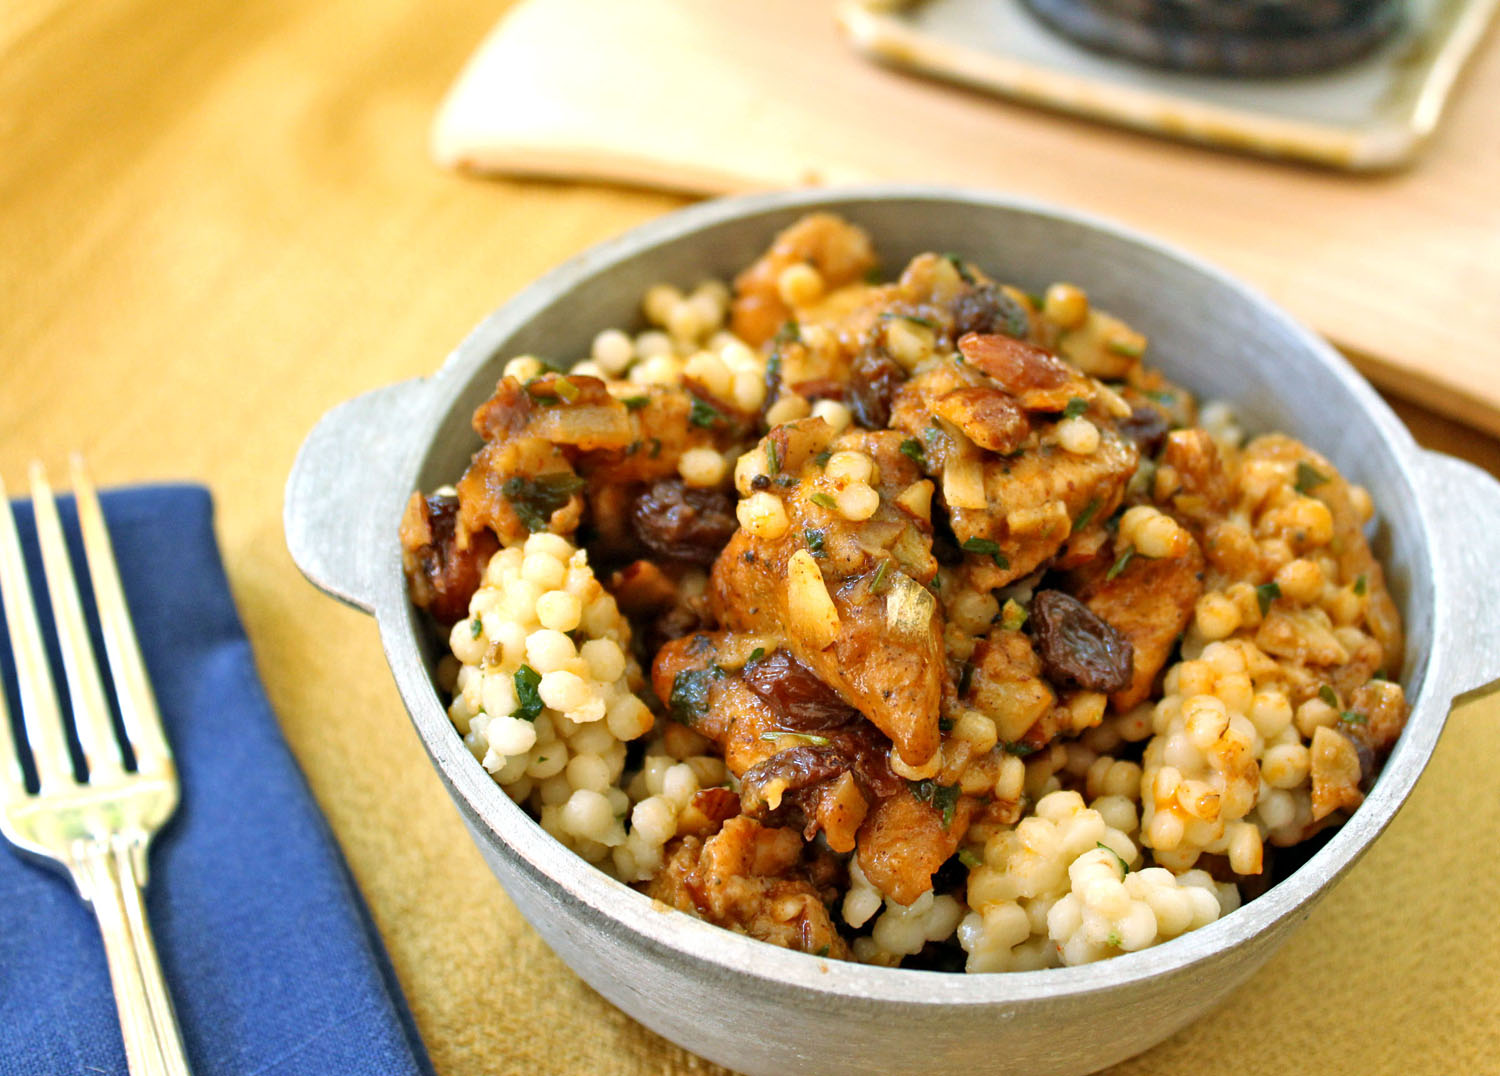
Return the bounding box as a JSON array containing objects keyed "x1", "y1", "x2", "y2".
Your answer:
[{"x1": 386, "y1": 187, "x2": 1438, "y2": 999}]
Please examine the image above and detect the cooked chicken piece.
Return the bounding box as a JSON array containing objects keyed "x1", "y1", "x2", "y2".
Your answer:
[
  {"x1": 709, "y1": 420, "x2": 945, "y2": 766},
  {"x1": 856, "y1": 787, "x2": 975, "y2": 906},
  {"x1": 398, "y1": 492, "x2": 499, "y2": 624},
  {"x1": 1069, "y1": 537, "x2": 1206, "y2": 710},
  {"x1": 455, "y1": 436, "x2": 584, "y2": 548},
  {"x1": 960, "y1": 629, "x2": 1056, "y2": 745},
  {"x1": 1309, "y1": 726, "x2": 1364, "y2": 822},
  {"x1": 1156, "y1": 429, "x2": 1233, "y2": 529},
  {"x1": 730, "y1": 213, "x2": 879, "y2": 346},
  {"x1": 648, "y1": 816, "x2": 850, "y2": 959}
]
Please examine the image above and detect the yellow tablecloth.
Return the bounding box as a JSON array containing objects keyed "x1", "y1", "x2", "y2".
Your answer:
[{"x1": 3, "y1": 2, "x2": 1497, "y2": 1073}]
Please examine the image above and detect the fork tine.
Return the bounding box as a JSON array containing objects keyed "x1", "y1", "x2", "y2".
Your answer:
[
  {"x1": 70, "y1": 456, "x2": 173, "y2": 775},
  {"x1": 0, "y1": 638, "x2": 23, "y2": 805},
  {"x1": 30, "y1": 462, "x2": 126, "y2": 781},
  {"x1": 0, "y1": 472, "x2": 77, "y2": 792}
]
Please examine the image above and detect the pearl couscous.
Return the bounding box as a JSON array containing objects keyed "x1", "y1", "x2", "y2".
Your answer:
[{"x1": 401, "y1": 212, "x2": 1406, "y2": 971}]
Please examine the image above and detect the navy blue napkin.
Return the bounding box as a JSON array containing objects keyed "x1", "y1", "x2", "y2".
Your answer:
[{"x1": 0, "y1": 485, "x2": 433, "y2": 1076}]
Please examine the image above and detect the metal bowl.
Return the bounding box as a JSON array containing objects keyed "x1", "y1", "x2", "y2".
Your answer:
[{"x1": 285, "y1": 186, "x2": 1500, "y2": 1076}]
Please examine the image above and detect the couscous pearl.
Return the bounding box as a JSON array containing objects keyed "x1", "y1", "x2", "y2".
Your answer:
[
  {"x1": 661, "y1": 763, "x2": 701, "y2": 807},
  {"x1": 825, "y1": 450, "x2": 874, "y2": 484},
  {"x1": 1056, "y1": 416, "x2": 1100, "y2": 455},
  {"x1": 632, "y1": 796, "x2": 677, "y2": 845},
  {"x1": 1043, "y1": 282, "x2": 1089, "y2": 329},
  {"x1": 737, "y1": 491, "x2": 790, "y2": 539},
  {"x1": 1194, "y1": 592, "x2": 1241, "y2": 640},
  {"x1": 591, "y1": 328, "x2": 635, "y2": 375},
  {"x1": 605, "y1": 695, "x2": 654, "y2": 741},
  {"x1": 683, "y1": 351, "x2": 732, "y2": 399},
  {"x1": 520, "y1": 553, "x2": 565, "y2": 590},
  {"x1": 730, "y1": 368, "x2": 766, "y2": 412},
  {"x1": 525, "y1": 532, "x2": 573, "y2": 559},
  {"x1": 481, "y1": 674, "x2": 519, "y2": 719},
  {"x1": 565, "y1": 754, "x2": 613, "y2": 796},
  {"x1": 562, "y1": 789, "x2": 615, "y2": 839},
  {"x1": 536, "y1": 590, "x2": 583, "y2": 633},
  {"x1": 666, "y1": 301, "x2": 704, "y2": 342},
  {"x1": 764, "y1": 394, "x2": 810, "y2": 426},
  {"x1": 635, "y1": 330, "x2": 673, "y2": 358},
  {"x1": 678, "y1": 446, "x2": 729, "y2": 488},
  {"x1": 630, "y1": 354, "x2": 683, "y2": 387},
  {"x1": 503, "y1": 355, "x2": 545, "y2": 381},
  {"x1": 643, "y1": 283, "x2": 681, "y2": 326},
  {"x1": 580, "y1": 638, "x2": 626, "y2": 683},
  {"x1": 526, "y1": 746, "x2": 568, "y2": 780},
  {"x1": 449, "y1": 619, "x2": 486, "y2": 665},
  {"x1": 777, "y1": 262, "x2": 825, "y2": 307},
  {"x1": 526, "y1": 629, "x2": 576, "y2": 674},
  {"x1": 488, "y1": 715, "x2": 537, "y2": 756},
  {"x1": 836, "y1": 481, "x2": 880, "y2": 521},
  {"x1": 539, "y1": 670, "x2": 590, "y2": 712},
  {"x1": 811, "y1": 399, "x2": 852, "y2": 435}
]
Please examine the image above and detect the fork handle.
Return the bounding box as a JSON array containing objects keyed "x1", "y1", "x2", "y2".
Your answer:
[{"x1": 74, "y1": 835, "x2": 193, "y2": 1076}]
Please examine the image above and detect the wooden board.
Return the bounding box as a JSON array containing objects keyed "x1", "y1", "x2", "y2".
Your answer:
[{"x1": 431, "y1": 0, "x2": 1500, "y2": 436}]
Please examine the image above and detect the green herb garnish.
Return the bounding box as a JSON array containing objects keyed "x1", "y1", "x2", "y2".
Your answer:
[
  {"x1": 909, "y1": 780, "x2": 961, "y2": 827},
  {"x1": 1003, "y1": 741, "x2": 1038, "y2": 757},
  {"x1": 809, "y1": 492, "x2": 837, "y2": 510},
  {"x1": 943, "y1": 253, "x2": 977, "y2": 284},
  {"x1": 938, "y1": 717, "x2": 955, "y2": 732},
  {"x1": 1319, "y1": 684, "x2": 1339, "y2": 708},
  {"x1": 899, "y1": 437, "x2": 926, "y2": 465},
  {"x1": 1072, "y1": 497, "x2": 1101, "y2": 533},
  {"x1": 961, "y1": 536, "x2": 1010, "y2": 569},
  {"x1": 814, "y1": 944, "x2": 831, "y2": 958},
  {"x1": 804, "y1": 528, "x2": 827, "y2": 556},
  {"x1": 668, "y1": 667, "x2": 721, "y2": 727},
  {"x1": 760, "y1": 730, "x2": 831, "y2": 747},
  {"x1": 1354, "y1": 573, "x2": 1368, "y2": 596},
  {"x1": 1339, "y1": 710, "x2": 1368, "y2": 726},
  {"x1": 502, "y1": 472, "x2": 587, "y2": 532},
  {"x1": 1000, "y1": 598, "x2": 1028, "y2": 632},
  {"x1": 869, "y1": 559, "x2": 893, "y2": 595},
  {"x1": 813, "y1": 448, "x2": 833, "y2": 467},
  {"x1": 1294, "y1": 461, "x2": 1329, "y2": 494},
  {"x1": 620, "y1": 394, "x2": 650, "y2": 410},
  {"x1": 689, "y1": 397, "x2": 723, "y2": 429},
  {"x1": 1063, "y1": 397, "x2": 1089, "y2": 420},
  {"x1": 512, "y1": 665, "x2": 544, "y2": 721},
  {"x1": 469, "y1": 618, "x2": 483, "y2": 639},
  {"x1": 766, "y1": 437, "x2": 781, "y2": 475},
  {"x1": 1105, "y1": 334, "x2": 1144, "y2": 358},
  {"x1": 1106, "y1": 546, "x2": 1136, "y2": 580},
  {"x1": 959, "y1": 848, "x2": 983, "y2": 869},
  {"x1": 553, "y1": 378, "x2": 581, "y2": 403},
  {"x1": 1097, "y1": 842, "x2": 1129, "y2": 879},
  {"x1": 747, "y1": 647, "x2": 765, "y2": 663},
  {"x1": 1256, "y1": 581, "x2": 1282, "y2": 616}
]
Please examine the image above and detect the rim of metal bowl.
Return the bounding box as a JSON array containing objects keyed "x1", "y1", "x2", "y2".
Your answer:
[{"x1": 377, "y1": 184, "x2": 1446, "y2": 1008}]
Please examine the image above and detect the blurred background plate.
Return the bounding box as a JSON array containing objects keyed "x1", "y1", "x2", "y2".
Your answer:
[{"x1": 839, "y1": 0, "x2": 1499, "y2": 170}]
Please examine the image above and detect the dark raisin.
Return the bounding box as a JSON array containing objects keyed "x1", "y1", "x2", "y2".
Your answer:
[
  {"x1": 630, "y1": 478, "x2": 737, "y2": 564},
  {"x1": 1029, "y1": 589, "x2": 1134, "y2": 693},
  {"x1": 1116, "y1": 405, "x2": 1171, "y2": 456},
  {"x1": 743, "y1": 650, "x2": 858, "y2": 730},
  {"x1": 848, "y1": 345, "x2": 908, "y2": 429},
  {"x1": 399, "y1": 492, "x2": 498, "y2": 625},
  {"x1": 950, "y1": 284, "x2": 1029, "y2": 339}
]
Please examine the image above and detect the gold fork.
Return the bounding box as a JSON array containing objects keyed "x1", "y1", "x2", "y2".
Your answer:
[{"x1": 0, "y1": 459, "x2": 191, "y2": 1076}]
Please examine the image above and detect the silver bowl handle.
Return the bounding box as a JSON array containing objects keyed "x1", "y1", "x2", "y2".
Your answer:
[
  {"x1": 1421, "y1": 449, "x2": 1500, "y2": 707},
  {"x1": 284, "y1": 379, "x2": 431, "y2": 614}
]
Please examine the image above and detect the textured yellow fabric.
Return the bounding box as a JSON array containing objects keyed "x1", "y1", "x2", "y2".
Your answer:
[{"x1": 2, "y1": 3, "x2": 1498, "y2": 1074}]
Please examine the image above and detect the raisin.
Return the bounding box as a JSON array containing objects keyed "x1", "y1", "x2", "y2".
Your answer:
[
  {"x1": 848, "y1": 345, "x2": 907, "y2": 429},
  {"x1": 399, "y1": 492, "x2": 498, "y2": 625},
  {"x1": 1030, "y1": 589, "x2": 1134, "y2": 693},
  {"x1": 743, "y1": 650, "x2": 858, "y2": 730},
  {"x1": 630, "y1": 478, "x2": 737, "y2": 564},
  {"x1": 950, "y1": 284, "x2": 1029, "y2": 339},
  {"x1": 1117, "y1": 404, "x2": 1171, "y2": 456}
]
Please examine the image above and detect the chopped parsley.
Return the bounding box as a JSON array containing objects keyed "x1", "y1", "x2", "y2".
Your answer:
[
  {"x1": 1105, "y1": 334, "x2": 1144, "y2": 358},
  {"x1": 552, "y1": 378, "x2": 581, "y2": 403},
  {"x1": 1354, "y1": 573, "x2": 1368, "y2": 596},
  {"x1": 1072, "y1": 497, "x2": 1101, "y2": 533},
  {"x1": 1000, "y1": 598, "x2": 1028, "y2": 632},
  {"x1": 809, "y1": 492, "x2": 838, "y2": 511},
  {"x1": 766, "y1": 438, "x2": 781, "y2": 475},
  {"x1": 1003, "y1": 741, "x2": 1038, "y2": 757},
  {"x1": 1106, "y1": 546, "x2": 1136, "y2": 580},
  {"x1": 961, "y1": 536, "x2": 1010, "y2": 569},
  {"x1": 1256, "y1": 581, "x2": 1282, "y2": 616},
  {"x1": 1097, "y1": 842, "x2": 1129, "y2": 879},
  {"x1": 869, "y1": 559, "x2": 893, "y2": 595},
  {"x1": 804, "y1": 528, "x2": 827, "y2": 557},
  {"x1": 1294, "y1": 461, "x2": 1329, "y2": 494},
  {"x1": 959, "y1": 848, "x2": 983, "y2": 869},
  {"x1": 469, "y1": 618, "x2": 483, "y2": 639},
  {"x1": 502, "y1": 473, "x2": 587, "y2": 532},
  {"x1": 814, "y1": 448, "x2": 833, "y2": 468},
  {"x1": 512, "y1": 665, "x2": 543, "y2": 721},
  {"x1": 1063, "y1": 397, "x2": 1089, "y2": 420},
  {"x1": 1319, "y1": 684, "x2": 1339, "y2": 708},
  {"x1": 759, "y1": 730, "x2": 831, "y2": 747},
  {"x1": 1339, "y1": 710, "x2": 1369, "y2": 726},
  {"x1": 620, "y1": 394, "x2": 650, "y2": 410},
  {"x1": 814, "y1": 944, "x2": 831, "y2": 958},
  {"x1": 1148, "y1": 390, "x2": 1176, "y2": 406},
  {"x1": 689, "y1": 396, "x2": 723, "y2": 428},
  {"x1": 943, "y1": 253, "x2": 977, "y2": 284},
  {"x1": 747, "y1": 647, "x2": 766, "y2": 663},
  {"x1": 938, "y1": 717, "x2": 954, "y2": 732},
  {"x1": 899, "y1": 437, "x2": 926, "y2": 465},
  {"x1": 668, "y1": 667, "x2": 721, "y2": 727},
  {"x1": 909, "y1": 780, "x2": 961, "y2": 827}
]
